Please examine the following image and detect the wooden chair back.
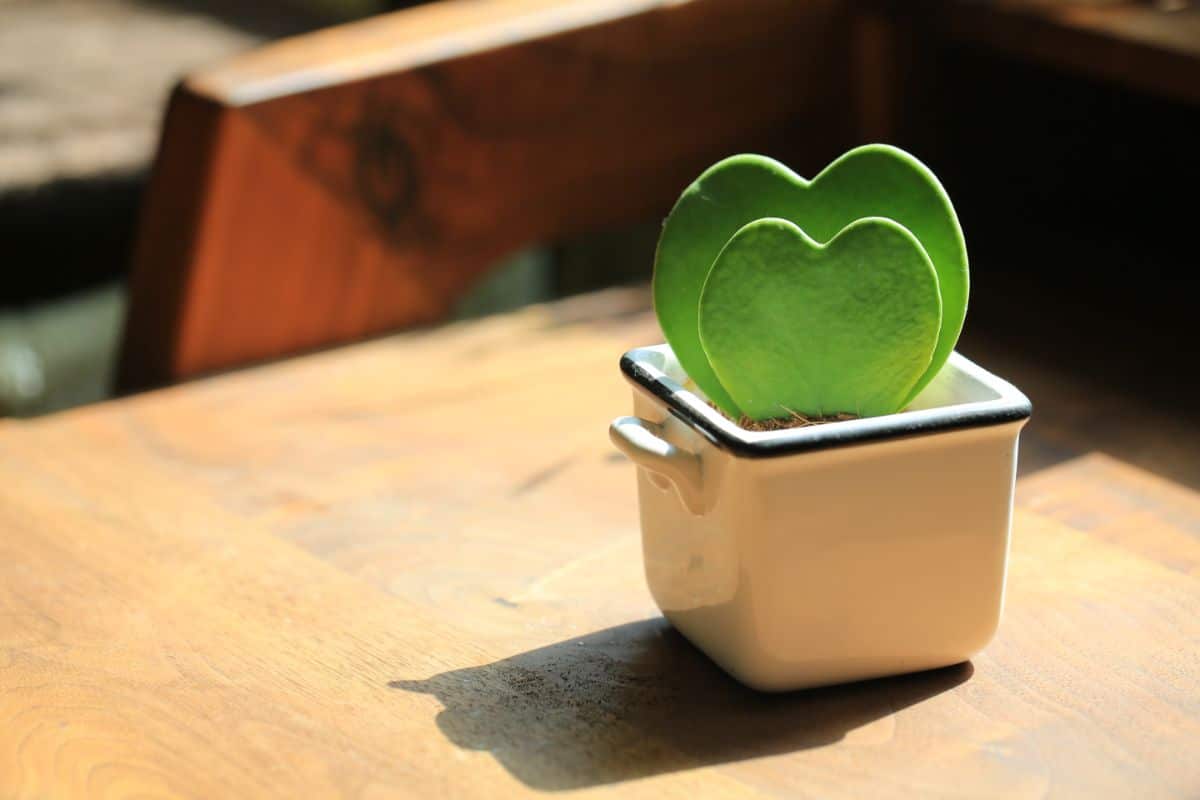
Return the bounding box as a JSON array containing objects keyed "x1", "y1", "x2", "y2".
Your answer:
[{"x1": 119, "y1": 0, "x2": 875, "y2": 390}]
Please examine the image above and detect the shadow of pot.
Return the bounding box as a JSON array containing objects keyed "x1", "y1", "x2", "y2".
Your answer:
[{"x1": 391, "y1": 617, "x2": 972, "y2": 790}]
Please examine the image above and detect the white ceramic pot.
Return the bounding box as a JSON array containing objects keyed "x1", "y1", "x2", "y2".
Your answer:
[{"x1": 610, "y1": 345, "x2": 1031, "y2": 692}]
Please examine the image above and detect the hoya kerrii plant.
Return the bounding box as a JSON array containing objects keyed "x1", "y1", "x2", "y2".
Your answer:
[{"x1": 653, "y1": 144, "x2": 968, "y2": 424}]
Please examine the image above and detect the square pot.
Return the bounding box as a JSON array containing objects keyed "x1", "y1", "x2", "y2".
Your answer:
[{"x1": 610, "y1": 345, "x2": 1031, "y2": 692}]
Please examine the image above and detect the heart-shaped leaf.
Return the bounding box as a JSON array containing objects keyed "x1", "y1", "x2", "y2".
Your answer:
[
  {"x1": 654, "y1": 144, "x2": 967, "y2": 417},
  {"x1": 699, "y1": 217, "x2": 942, "y2": 419}
]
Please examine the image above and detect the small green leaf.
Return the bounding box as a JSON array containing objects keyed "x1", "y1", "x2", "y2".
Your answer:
[{"x1": 698, "y1": 218, "x2": 942, "y2": 420}]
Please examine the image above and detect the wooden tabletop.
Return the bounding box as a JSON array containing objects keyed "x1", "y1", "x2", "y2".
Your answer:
[{"x1": 2, "y1": 290, "x2": 1198, "y2": 798}]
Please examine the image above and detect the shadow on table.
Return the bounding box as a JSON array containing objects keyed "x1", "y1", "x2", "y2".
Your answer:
[{"x1": 389, "y1": 618, "x2": 971, "y2": 791}]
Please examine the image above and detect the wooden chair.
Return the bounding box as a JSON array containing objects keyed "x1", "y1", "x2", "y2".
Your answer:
[
  {"x1": 119, "y1": 0, "x2": 1199, "y2": 391},
  {"x1": 117, "y1": 0, "x2": 876, "y2": 390}
]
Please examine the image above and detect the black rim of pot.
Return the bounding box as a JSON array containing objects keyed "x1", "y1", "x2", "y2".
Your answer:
[{"x1": 619, "y1": 347, "x2": 1032, "y2": 459}]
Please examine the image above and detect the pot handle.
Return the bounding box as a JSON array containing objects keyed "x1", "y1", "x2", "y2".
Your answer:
[{"x1": 609, "y1": 416, "x2": 705, "y2": 514}]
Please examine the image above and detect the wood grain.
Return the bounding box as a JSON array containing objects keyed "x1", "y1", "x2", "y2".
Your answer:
[
  {"x1": 119, "y1": 0, "x2": 851, "y2": 390},
  {"x1": 6, "y1": 290, "x2": 1200, "y2": 797}
]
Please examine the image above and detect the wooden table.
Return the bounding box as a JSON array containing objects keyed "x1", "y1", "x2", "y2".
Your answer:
[{"x1": 3, "y1": 290, "x2": 1198, "y2": 798}]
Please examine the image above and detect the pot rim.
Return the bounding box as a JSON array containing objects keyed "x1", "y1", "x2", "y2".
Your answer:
[{"x1": 620, "y1": 345, "x2": 1031, "y2": 459}]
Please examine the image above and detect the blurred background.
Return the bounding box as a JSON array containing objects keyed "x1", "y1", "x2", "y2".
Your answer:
[
  {"x1": 1, "y1": 0, "x2": 1198, "y2": 484},
  {"x1": 1, "y1": 0, "x2": 403, "y2": 413}
]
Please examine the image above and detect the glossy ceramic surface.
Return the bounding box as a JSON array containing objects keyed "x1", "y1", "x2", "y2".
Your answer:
[{"x1": 610, "y1": 345, "x2": 1030, "y2": 691}]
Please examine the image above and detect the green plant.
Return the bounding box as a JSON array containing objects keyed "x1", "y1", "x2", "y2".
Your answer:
[{"x1": 653, "y1": 144, "x2": 968, "y2": 421}]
